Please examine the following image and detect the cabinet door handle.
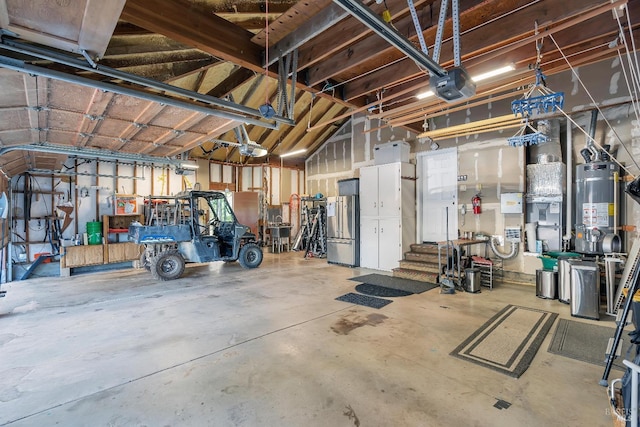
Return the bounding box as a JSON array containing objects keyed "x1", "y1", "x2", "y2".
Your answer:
[
  {"x1": 374, "y1": 227, "x2": 377, "y2": 234},
  {"x1": 373, "y1": 202, "x2": 376, "y2": 208},
  {"x1": 381, "y1": 201, "x2": 384, "y2": 208},
  {"x1": 380, "y1": 227, "x2": 383, "y2": 233}
]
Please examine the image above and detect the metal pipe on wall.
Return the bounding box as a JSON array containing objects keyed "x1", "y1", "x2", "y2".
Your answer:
[
  {"x1": 614, "y1": 171, "x2": 619, "y2": 238},
  {"x1": 564, "y1": 118, "x2": 573, "y2": 245}
]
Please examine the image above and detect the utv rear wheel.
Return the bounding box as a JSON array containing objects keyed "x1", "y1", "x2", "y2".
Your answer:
[
  {"x1": 150, "y1": 251, "x2": 185, "y2": 281},
  {"x1": 238, "y1": 243, "x2": 263, "y2": 269}
]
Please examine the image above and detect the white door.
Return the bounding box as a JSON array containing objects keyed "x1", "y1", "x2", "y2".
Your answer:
[
  {"x1": 377, "y1": 163, "x2": 400, "y2": 217},
  {"x1": 378, "y1": 217, "x2": 401, "y2": 271},
  {"x1": 360, "y1": 217, "x2": 379, "y2": 269},
  {"x1": 417, "y1": 148, "x2": 458, "y2": 243},
  {"x1": 359, "y1": 166, "x2": 378, "y2": 217}
]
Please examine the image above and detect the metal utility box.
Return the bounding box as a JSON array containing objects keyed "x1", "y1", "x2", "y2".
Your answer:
[
  {"x1": 338, "y1": 178, "x2": 359, "y2": 196},
  {"x1": 500, "y1": 193, "x2": 523, "y2": 214},
  {"x1": 526, "y1": 195, "x2": 563, "y2": 252},
  {"x1": 373, "y1": 141, "x2": 410, "y2": 165}
]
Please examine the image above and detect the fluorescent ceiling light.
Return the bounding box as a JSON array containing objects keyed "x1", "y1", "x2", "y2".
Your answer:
[
  {"x1": 416, "y1": 90, "x2": 434, "y2": 100},
  {"x1": 471, "y1": 64, "x2": 515, "y2": 82},
  {"x1": 280, "y1": 149, "x2": 307, "y2": 158},
  {"x1": 415, "y1": 64, "x2": 515, "y2": 99},
  {"x1": 179, "y1": 161, "x2": 199, "y2": 169}
]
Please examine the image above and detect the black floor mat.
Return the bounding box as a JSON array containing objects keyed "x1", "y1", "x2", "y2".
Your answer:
[
  {"x1": 335, "y1": 292, "x2": 392, "y2": 309},
  {"x1": 349, "y1": 273, "x2": 438, "y2": 294},
  {"x1": 355, "y1": 283, "x2": 412, "y2": 298},
  {"x1": 547, "y1": 318, "x2": 626, "y2": 370}
]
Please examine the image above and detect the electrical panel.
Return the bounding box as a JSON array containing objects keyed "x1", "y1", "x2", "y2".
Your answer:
[
  {"x1": 505, "y1": 227, "x2": 521, "y2": 242},
  {"x1": 500, "y1": 192, "x2": 523, "y2": 214}
]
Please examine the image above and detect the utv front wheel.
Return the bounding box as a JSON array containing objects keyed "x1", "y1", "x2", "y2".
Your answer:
[
  {"x1": 150, "y1": 251, "x2": 185, "y2": 281},
  {"x1": 238, "y1": 243, "x2": 263, "y2": 269}
]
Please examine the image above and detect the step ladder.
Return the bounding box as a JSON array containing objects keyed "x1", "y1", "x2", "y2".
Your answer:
[
  {"x1": 613, "y1": 238, "x2": 640, "y2": 314},
  {"x1": 602, "y1": 242, "x2": 640, "y2": 386}
]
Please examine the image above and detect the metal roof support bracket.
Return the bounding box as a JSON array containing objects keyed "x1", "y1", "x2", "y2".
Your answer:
[{"x1": 275, "y1": 48, "x2": 298, "y2": 120}]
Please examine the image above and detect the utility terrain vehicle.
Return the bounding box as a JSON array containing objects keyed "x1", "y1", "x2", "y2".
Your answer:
[{"x1": 129, "y1": 190, "x2": 262, "y2": 280}]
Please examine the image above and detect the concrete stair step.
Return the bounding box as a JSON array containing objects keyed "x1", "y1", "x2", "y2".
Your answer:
[
  {"x1": 392, "y1": 268, "x2": 439, "y2": 284},
  {"x1": 398, "y1": 260, "x2": 441, "y2": 274},
  {"x1": 409, "y1": 243, "x2": 440, "y2": 254},
  {"x1": 404, "y1": 252, "x2": 446, "y2": 264}
]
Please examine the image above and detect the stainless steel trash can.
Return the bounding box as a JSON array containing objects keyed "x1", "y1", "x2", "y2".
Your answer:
[
  {"x1": 465, "y1": 268, "x2": 481, "y2": 293},
  {"x1": 536, "y1": 269, "x2": 557, "y2": 299},
  {"x1": 558, "y1": 258, "x2": 578, "y2": 304},
  {"x1": 570, "y1": 261, "x2": 600, "y2": 320}
]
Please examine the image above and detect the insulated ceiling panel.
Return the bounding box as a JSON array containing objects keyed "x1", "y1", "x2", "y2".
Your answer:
[
  {"x1": 0, "y1": 0, "x2": 125, "y2": 59},
  {"x1": 0, "y1": 109, "x2": 29, "y2": 130},
  {"x1": 0, "y1": 129, "x2": 31, "y2": 145}
]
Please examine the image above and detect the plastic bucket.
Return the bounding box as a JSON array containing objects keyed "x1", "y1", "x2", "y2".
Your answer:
[{"x1": 86, "y1": 221, "x2": 102, "y2": 245}]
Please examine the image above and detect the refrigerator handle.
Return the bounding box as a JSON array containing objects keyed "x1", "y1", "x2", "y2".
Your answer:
[{"x1": 337, "y1": 199, "x2": 341, "y2": 236}]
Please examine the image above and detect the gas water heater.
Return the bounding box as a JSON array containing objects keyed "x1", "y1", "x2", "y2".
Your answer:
[{"x1": 574, "y1": 157, "x2": 620, "y2": 255}]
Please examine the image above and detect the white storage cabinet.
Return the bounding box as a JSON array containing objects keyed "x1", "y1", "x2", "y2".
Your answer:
[{"x1": 360, "y1": 162, "x2": 416, "y2": 271}]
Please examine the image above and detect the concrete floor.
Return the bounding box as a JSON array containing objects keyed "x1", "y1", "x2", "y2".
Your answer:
[{"x1": 0, "y1": 252, "x2": 623, "y2": 426}]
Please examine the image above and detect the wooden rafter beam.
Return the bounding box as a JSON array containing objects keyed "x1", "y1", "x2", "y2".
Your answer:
[
  {"x1": 206, "y1": 67, "x2": 256, "y2": 98},
  {"x1": 121, "y1": 0, "x2": 263, "y2": 72},
  {"x1": 341, "y1": 0, "x2": 621, "y2": 101},
  {"x1": 296, "y1": 0, "x2": 433, "y2": 72}
]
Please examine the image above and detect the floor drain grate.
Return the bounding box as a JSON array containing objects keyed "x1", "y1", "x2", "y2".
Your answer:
[{"x1": 494, "y1": 399, "x2": 511, "y2": 410}]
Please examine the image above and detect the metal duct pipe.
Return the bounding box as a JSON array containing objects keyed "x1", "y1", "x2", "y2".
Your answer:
[
  {"x1": 614, "y1": 171, "x2": 619, "y2": 238},
  {"x1": 0, "y1": 143, "x2": 182, "y2": 167},
  {"x1": 489, "y1": 238, "x2": 519, "y2": 260},
  {"x1": 588, "y1": 109, "x2": 600, "y2": 161},
  {"x1": 0, "y1": 38, "x2": 294, "y2": 127},
  {"x1": 564, "y1": 118, "x2": 573, "y2": 244},
  {"x1": 0, "y1": 55, "x2": 279, "y2": 130}
]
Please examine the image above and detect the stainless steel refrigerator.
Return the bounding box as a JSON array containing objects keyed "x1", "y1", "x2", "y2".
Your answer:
[{"x1": 327, "y1": 194, "x2": 359, "y2": 267}]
